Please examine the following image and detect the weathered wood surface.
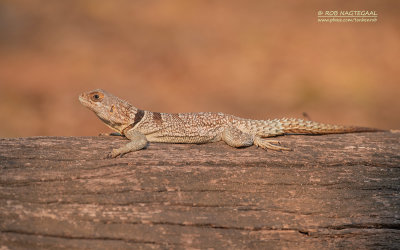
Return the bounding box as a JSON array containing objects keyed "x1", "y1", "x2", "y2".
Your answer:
[{"x1": 0, "y1": 132, "x2": 399, "y2": 249}]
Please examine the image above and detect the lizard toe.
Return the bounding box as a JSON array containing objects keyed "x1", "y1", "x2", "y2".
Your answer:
[
  {"x1": 106, "y1": 149, "x2": 121, "y2": 158},
  {"x1": 254, "y1": 137, "x2": 291, "y2": 151}
]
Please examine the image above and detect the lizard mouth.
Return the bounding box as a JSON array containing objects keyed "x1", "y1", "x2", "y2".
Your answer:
[{"x1": 78, "y1": 94, "x2": 89, "y2": 106}]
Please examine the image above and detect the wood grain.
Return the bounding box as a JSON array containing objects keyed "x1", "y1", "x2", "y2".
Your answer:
[{"x1": 0, "y1": 132, "x2": 399, "y2": 249}]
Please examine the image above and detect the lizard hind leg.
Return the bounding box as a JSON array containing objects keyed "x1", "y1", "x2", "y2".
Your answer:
[
  {"x1": 221, "y1": 127, "x2": 254, "y2": 148},
  {"x1": 222, "y1": 127, "x2": 291, "y2": 151}
]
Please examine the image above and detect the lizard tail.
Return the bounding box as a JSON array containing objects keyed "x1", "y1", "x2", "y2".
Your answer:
[
  {"x1": 243, "y1": 118, "x2": 381, "y2": 137},
  {"x1": 278, "y1": 118, "x2": 380, "y2": 134}
]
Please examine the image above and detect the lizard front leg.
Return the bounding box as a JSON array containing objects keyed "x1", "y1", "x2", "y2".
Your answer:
[{"x1": 107, "y1": 129, "x2": 148, "y2": 158}]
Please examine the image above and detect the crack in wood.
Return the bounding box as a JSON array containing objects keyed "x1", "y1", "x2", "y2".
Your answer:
[
  {"x1": 1, "y1": 230, "x2": 165, "y2": 245},
  {"x1": 326, "y1": 223, "x2": 400, "y2": 230}
]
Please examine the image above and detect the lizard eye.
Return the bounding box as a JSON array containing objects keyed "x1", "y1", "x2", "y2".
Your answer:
[{"x1": 90, "y1": 92, "x2": 104, "y2": 102}]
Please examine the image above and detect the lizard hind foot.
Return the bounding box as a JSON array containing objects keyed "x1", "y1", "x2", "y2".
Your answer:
[{"x1": 253, "y1": 137, "x2": 291, "y2": 151}]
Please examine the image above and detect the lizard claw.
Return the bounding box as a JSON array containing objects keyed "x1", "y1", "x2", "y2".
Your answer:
[{"x1": 264, "y1": 139, "x2": 280, "y2": 145}]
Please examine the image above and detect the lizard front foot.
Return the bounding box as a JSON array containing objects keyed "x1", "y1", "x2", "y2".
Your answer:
[
  {"x1": 105, "y1": 131, "x2": 148, "y2": 159},
  {"x1": 106, "y1": 149, "x2": 124, "y2": 158},
  {"x1": 253, "y1": 137, "x2": 291, "y2": 151}
]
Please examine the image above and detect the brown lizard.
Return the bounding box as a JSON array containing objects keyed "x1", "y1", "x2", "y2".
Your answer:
[{"x1": 79, "y1": 89, "x2": 379, "y2": 158}]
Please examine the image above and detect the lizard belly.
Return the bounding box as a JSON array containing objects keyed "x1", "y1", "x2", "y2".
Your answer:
[
  {"x1": 145, "y1": 128, "x2": 223, "y2": 144},
  {"x1": 135, "y1": 111, "x2": 229, "y2": 144}
]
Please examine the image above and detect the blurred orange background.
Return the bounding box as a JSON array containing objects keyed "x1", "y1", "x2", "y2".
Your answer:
[{"x1": 0, "y1": 0, "x2": 399, "y2": 137}]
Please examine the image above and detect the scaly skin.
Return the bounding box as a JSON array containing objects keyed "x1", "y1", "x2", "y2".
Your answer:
[{"x1": 79, "y1": 89, "x2": 379, "y2": 158}]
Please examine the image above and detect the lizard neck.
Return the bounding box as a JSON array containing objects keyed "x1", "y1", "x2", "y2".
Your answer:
[
  {"x1": 95, "y1": 103, "x2": 141, "y2": 134},
  {"x1": 122, "y1": 109, "x2": 146, "y2": 135}
]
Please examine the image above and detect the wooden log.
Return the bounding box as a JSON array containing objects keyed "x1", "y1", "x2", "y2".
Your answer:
[{"x1": 0, "y1": 132, "x2": 399, "y2": 249}]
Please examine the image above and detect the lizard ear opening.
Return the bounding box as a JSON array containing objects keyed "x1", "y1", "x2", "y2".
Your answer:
[{"x1": 90, "y1": 92, "x2": 104, "y2": 102}]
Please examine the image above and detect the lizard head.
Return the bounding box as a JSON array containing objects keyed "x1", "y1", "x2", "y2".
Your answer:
[{"x1": 79, "y1": 89, "x2": 133, "y2": 132}]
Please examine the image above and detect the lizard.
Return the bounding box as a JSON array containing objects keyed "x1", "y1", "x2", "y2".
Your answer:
[{"x1": 79, "y1": 89, "x2": 380, "y2": 158}]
